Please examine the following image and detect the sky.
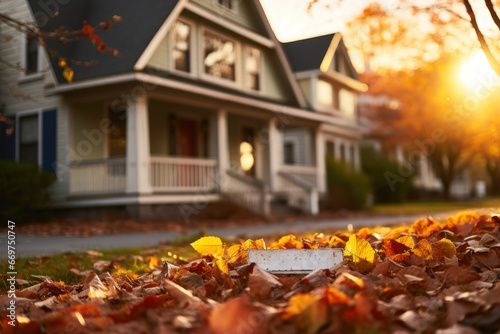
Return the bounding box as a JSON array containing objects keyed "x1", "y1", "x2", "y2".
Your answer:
[{"x1": 259, "y1": 0, "x2": 364, "y2": 43}]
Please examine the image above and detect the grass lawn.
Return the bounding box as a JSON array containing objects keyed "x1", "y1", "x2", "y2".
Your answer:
[{"x1": 371, "y1": 197, "x2": 500, "y2": 215}]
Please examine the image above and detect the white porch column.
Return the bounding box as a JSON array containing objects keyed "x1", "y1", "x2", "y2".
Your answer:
[
  {"x1": 315, "y1": 126, "x2": 326, "y2": 193},
  {"x1": 267, "y1": 117, "x2": 281, "y2": 192},
  {"x1": 217, "y1": 110, "x2": 229, "y2": 192},
  {"x1": 126, "y1": 95, "x2": 151, "y2": 194}
]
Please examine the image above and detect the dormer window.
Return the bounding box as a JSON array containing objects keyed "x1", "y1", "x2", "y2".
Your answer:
[
  {"x1": 216, "y1": 0, "x2": 236, "y2": 10},
  {"x1": 172, "y1": 20, "x2": 191, "y2": 73}
]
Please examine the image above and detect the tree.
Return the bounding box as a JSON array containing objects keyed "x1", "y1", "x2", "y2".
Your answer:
[
  {"x1": 309, "y1": 0, "x2": 500, "y2": 76},
  {"x1": 361, "y1": 58, "x2": 481, "y2": 199}
]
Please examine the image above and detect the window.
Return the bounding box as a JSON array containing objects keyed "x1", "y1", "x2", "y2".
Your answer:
[
  {"x1": 108, "y1": 108, "x2": 126, "y2": 157},
  {"x1": 19, "y1": 114, "x2": 39, "y2": 165},
  {"x1": 339, "y1": 89, "x2": 355, "y2": 117},
  {"x1": 284, "y1": 142, "x2": 295, "y2": 164},
  {"x1": 172, "y1": 21, "x2": 191, "y2": 73},
  {"x1": 203, "y1": 30, "x2": 236, "y2": 82},
  {"x1": 216, "y1": 0, "x2": 235, "y2": 10},
  {"x1": 246, "y1": 47, "x2": 260, "y2": 91},
  {"x1": 317, "y1": 79, "x2": 334, "y2": 108},
  {"x1": 25, "y1": 36, "x2": 39, "y2": 75}
]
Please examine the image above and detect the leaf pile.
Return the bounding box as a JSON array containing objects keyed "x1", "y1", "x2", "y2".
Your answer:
[{"x1": 2, "y1": 212, "x2": 500, "y2": 333}]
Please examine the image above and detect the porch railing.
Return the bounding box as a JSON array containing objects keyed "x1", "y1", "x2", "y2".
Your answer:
[
  {"x1": 150, "y1": 156, "x2": 218, "y2": 192},
  {"x1": 70, "y1": 158, "x2": 126, "y2": 194},
  {"x1": 279, "y1": 164, "x2": 318, "y2": 188},
  {"x1": 277, "y1": 165, "x2": 318, "y2": 215},
  {"x1": 224, "y1": 170, "x2": 270, "y2": 216}
]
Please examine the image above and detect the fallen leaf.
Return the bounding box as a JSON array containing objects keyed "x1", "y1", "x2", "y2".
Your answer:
[
  {"x1": 190, "y1": 236, "x2": 225, "y2": 257},
  {"x1": 344, "y1": 234, "x2": 378, "y2": 273}
]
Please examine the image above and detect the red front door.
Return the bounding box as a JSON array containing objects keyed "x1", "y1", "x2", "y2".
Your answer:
[{"x1": 178, "y1": 118, "x2": 198, "y2": 157}]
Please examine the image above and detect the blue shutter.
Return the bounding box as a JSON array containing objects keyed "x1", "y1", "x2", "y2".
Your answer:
[
  {"x1": 42, "y1": 109, "x2": 57, "y2": 173},
  {"x1": 0, "y1": 115, "x2": 15, "y2": 160}
]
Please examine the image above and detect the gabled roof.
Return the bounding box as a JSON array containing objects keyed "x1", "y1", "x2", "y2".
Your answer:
[
  {"x1": 27, "y1": 0, "x2": 180, "y2": 83},
  {"x1": 281, "y1": 33, "x2": 360, "y2": 81},
  {"x1": 281, "y1": 33, "x2": 336, "y2": 73}
]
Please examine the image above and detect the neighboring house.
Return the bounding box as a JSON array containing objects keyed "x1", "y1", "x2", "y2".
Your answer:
[
  {"x1": 0, "y1": 0, "x2": 364, "y2": 218},
  {"x1": 358, "y1": 91, "x2": 471, "y2": 199},
  {"x1": 281, "y1": 33, "x2": 367, "y2": 171}
]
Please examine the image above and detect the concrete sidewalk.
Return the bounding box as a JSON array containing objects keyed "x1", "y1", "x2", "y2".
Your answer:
[{"x1": 1, "y1": 210, "x2": 474, "y2": 259}]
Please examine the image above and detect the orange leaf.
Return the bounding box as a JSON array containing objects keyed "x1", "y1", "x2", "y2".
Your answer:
[
  {"x1": 413, "y1": 239, "x2": 433, "y2": 261},
  {"x1": 278, "y1": 234, "x2": 303, "y2": 249}
]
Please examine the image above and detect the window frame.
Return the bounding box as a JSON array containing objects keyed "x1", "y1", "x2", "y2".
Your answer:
[
  {"x1": 244, "y1": 45, "x2": 263, "y2": 93},
  {"x1": 169, "y1": 18, "x2": 196, "y2": 77},
  {"x1": 19, "y1": 34, "x2": 43, "y2": 82},
  {"x1": 200, "y1": 27, "x2": 241, "y2": 88},
  {"x1": 15, "y1": 109, "x2": 43, "y2": 167}
]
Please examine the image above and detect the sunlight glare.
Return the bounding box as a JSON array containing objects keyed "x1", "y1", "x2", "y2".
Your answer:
[{"x1": 460, "y1": 51, "x2": 496, "y2": 89}]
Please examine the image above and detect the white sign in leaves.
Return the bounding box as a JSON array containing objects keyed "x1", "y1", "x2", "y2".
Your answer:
[{"x1": 248, "y1": 249, "x2": 344, "y2": 274}]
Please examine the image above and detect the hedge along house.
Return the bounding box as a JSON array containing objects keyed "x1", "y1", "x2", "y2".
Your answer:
[{"x1": 0, "y1": 0, "x2": 365, "y2": 219}]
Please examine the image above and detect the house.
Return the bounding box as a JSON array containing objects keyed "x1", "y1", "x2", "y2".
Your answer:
[{"x1": 0, "y1": 0, "x2": 365, "y2": 219}]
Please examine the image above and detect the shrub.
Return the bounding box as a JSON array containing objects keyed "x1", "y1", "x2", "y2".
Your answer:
[
  {"x1": 0, "y1": 160, "x2": 55, "y2": 222},
  {"x1": 325, "y1": 155, "x2": 371, "y2": 210},
  {"x1": 360, "y1": 146, "x2": 413, "y2": 203}
]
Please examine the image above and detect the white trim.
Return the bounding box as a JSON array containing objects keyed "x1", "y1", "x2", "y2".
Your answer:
[
  {"x1": 46, "y1": 73, "x2": 137, "y2": 94},
  {"x1": 320, "y1": 33, "x2": 342, "y2": 72},
  {"x1": 244, "y1": 45, "x2": 263, "y2": 94},
  {"x1": 134, "y1": 0, "x2": 188, "y2": 71},
  {"x1": 169, "y1": 17, "x2": 197, "y2": 78},
  {"x1": 251, "y1": 0, "x2": 307, "y2": 108},
  {"x1": 18, "y1": 33, "x2": 43, "y2": 82},
  {"x1": 184, "y1": 2, "x2": 273, "y2": 49},
  {"x1": 200, "y1": 26, "x2": 241, "y2": 88},
  {"x1": 322, "y1": 123, "x2": 362, "y2": 140}
]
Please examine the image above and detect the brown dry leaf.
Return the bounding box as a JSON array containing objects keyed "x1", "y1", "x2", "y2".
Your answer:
[
  {"x1": 432, "y1": 238, "x2": 456, "y2": 261},
  {"x1": 162, "y1": 279, "x2": 207, "y2": 310},
  {"x1": 248, "y1": 265, "x2": 282, "y2": 299},
  {"x1": 344, "y1": 234, "x2": 378, "y2": 273},
  {"x1": 209, "y1": 295, "x2": 270, "y2": 334},
  {"x1": 93, "y1": 260, "x2": 115, "y2": 272}
]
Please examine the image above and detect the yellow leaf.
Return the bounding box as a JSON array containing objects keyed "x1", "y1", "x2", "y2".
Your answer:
[
  {"x1": 63, "y1": 66, "x2": 74, "y2": 83},
  {"x1": 413, "y1": 239, "x2": 433, "y2": 261},
  {"x1": 190, "y1": 236, "x2": 225, "y2": 257},
  {"x1": 344, "y1": 234, "x2": 378, "y2": 273},
  {"x1": 432, "y1": 238, "x2": 456, "y2": 261},
  {"x1": 147, "y1": 256, "x2": 159, "y2": 267},
  {"x1": 216, "y1": 258, "x2": 229, "y2": 276},
  {"x1": 329, "y1": 236, "x2": 346, "y2": 248}
]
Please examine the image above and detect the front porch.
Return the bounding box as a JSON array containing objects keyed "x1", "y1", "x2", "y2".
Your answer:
[{"x1": 66, "y1": 94, "x2": 326, "y2": 216}]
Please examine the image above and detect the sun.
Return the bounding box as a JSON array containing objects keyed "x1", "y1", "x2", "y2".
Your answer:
[{"x1": 459, "y1": 50, "x2": 497, "y2": 89}]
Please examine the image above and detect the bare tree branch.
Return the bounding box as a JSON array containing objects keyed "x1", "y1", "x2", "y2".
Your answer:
[
  {"x1": 462, "y1": 0, "x2": 500, "y2": 76},
  {"x1": 484, "y1": 0, "x2": 500, "y2": 31}
]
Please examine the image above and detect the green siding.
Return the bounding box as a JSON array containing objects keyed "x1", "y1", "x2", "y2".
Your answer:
[
  {"x1": 298, "y1": 78, "x2": 312, "y2": 106},
  {"x1": 189, "y1": 0, "x2": 266, "y2": 34},
  {"x1": 148, "y1": 35, "x2": 170, "y2": 72}
]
